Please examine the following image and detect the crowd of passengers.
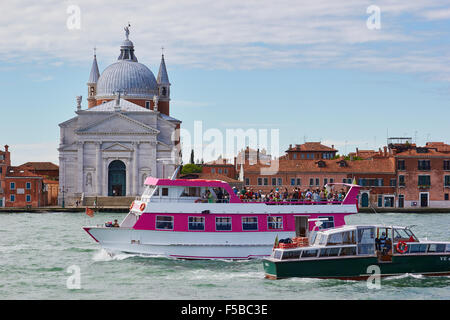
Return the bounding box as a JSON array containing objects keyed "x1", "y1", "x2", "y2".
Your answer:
[{"x1": 197, "y1": 186, "x2": 347, "y2": 204}]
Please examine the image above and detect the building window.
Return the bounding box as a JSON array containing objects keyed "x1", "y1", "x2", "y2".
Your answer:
[
  {"x1": 272, "y1": 178, "x2": 277, "y2": 186},
  {"x1": 26, "y1": 195, "x2": 31, "y2": 202},
  {"x1": 399, "y1": 175, "x2": 405, "y2": 187},
  {"x1": 156, "y1": 216, "x2": 173, "y2": 230},
  {"x1": 444, "y1": 160, "x2": 450, "y2": 171},
  {"x1": 277, "y1": 178, "x2": 282, "y2": 186},
  {"x1": 293, "y1": 154, "x2": 297, "y2": 159},
  {"x1": 10, "y1": 182, "x2": 15, "y2": 190},
  {"x1": 398, "y1": 195, "x2": 404, "y2": 208},
  {"x1": 26, "y1": 182, "x2": 31, "y2": 190},
  {"x1": 216, "y1": 217, "x2": 232, "y2": 231},
  {"x1": 290, "y1": 178, "x2": 295, "y2": 186},
  {"x1": 218, "y1": 169, "x2": 222, "y2": 174},
  {"x1": 329, "y1": 178, "x2": 334, "y2": 183},
  {"x1": 257, "y1": 178, "x2": 263, "y2": 186},
  {"x1": 315, "y1": 178, "x2": 320, "y2": 186},
  {"x1": 188, "y1": 217, "x2": 205, "y2": 231},
  {"x1": 267, "y1": 216, "x2": 283, "y2": 230},
  {"x1": 390, "y1": 179, "x2": 397, "y2": 187},
  {"x1": 224, "y1": 168, "x2": 228, "y2": 174},
  {"x1": 245, "y1": 178, "x2": 250, "y2": 186},
  {"x1": 377, "y1": 195, "x2": 383, "y2": 207},
  {"x1": 418, "y1": 160, "x2": 431, "y2": 171},
  {"x1": 309, "y1": 178, "x2": 314, "y2": 186},
  {"x1": 378, "y1": 178, "x2": 383, "y2": 186},
  {"x1": 397, "y1": 160, "x2": 406, "y2": 170},
  {"x1": 242, "y1": 217, "x2": 258, "y2": 231},
  {"x1": 445, "y1": 194, "x2": 449, "y2": 201},
  {"x1": 145, "y1": 101, "x2": 150, "y2": 109},
  {"x1": 263, "y1": 178, "x2": 268, "y2": 186},
  {"x1": 296, "y1": 178, "x2": 301, "y2": 186},
  {"x1": 418, "y1": 175, "x2": 431, "y2": 188},
  {"x1": 384, "y1": 196, "x2": 394, "y2": 207},
  {"x1": 211, "y1": 168, "x2": 215, "y2": 173},
  {"x1": 445, "y1": 175, "x2": 450, "y2": 187},
  {"x1": 10, "y1": 195, "x2": 15, "y2": 202}
]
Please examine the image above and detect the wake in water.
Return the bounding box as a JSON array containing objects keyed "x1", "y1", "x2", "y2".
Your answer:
[{"x1": 92, "y1": 249, "x2": 168, "y2": 262}]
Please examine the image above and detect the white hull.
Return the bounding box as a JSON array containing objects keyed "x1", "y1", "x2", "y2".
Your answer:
[{"x1": 86, "y1": 227, "x2": 294, "y2": 259}]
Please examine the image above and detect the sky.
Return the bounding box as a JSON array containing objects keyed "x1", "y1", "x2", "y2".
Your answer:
[{"x1": 1, "y1": 0, "x2": 450, "y2": 165}]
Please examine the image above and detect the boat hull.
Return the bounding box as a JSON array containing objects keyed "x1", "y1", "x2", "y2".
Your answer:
[
  {"x1": 263, "y1": 254, "x2": 450, "y2": 280},
  {"x1": 84, "y1": 227, "x2": 294, "y2": 259}
]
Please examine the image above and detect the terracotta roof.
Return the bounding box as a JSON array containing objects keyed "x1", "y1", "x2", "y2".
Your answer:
[
  {"x1": 394, "y1": 148, "x2": 450, "y2": 158},
  {"x1": 425, "y1": 142, "x2": 450, "y2": 153},
  {"x1": 243, "y1": 157, "x2": 396, "y2": 174},
  {"x1": 20, "y1": 162, "x2": 59, "y2": 171},
  {"x1": 5, "y1": 166, "x2": 42, "y2": 178},
  {"x1": 180, "y1": 172, "x2": 242, "y2": 184},
  {"x1": 286, "y1": 142, "x2": 337, "y2": 152}
]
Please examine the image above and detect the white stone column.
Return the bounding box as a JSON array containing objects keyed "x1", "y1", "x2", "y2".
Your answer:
[
  {"x1": 125, "y1": 159, "x2": 131, "y2": 196},
  {"x1": 103, "y1": 158, "x2": 108, "y2": 196},
  {"x1": 77, "y1": 141, "x2": 84, "y2": 193},
  {"x1": 95, "y1": 142, "x2": 102, "y2": 195},
  {"x1": 132, "y1": 142, "x2": 139, "y2": 196}
]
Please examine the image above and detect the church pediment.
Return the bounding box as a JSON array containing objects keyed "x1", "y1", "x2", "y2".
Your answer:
[
  {"x1": 76, "y1": 113, "x2": 159, "y2": 135},
  {"x1": 102, "y1": 142, "x2": 133, "y2": 152}
]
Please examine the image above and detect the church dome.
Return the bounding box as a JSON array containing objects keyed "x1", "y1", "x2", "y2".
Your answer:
[{"x1": 96, "y1": 60, "x2": 158, "y2": 98}]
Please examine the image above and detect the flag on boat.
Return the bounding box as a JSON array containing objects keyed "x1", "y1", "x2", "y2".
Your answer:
[
  {"x1": 85, "y1": 207, "x2": 94, "y2": 217},
  {"x1": 352, "y1": 177, "x2": 357, "y2": 185},
  {"x1": 273, "y1": 234, "x2": 279, "y2": 249}
]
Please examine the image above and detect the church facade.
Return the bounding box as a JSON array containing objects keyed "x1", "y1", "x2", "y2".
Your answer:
[{"x1": 58, "y1": 28, "x2": 181, "y2": 205}]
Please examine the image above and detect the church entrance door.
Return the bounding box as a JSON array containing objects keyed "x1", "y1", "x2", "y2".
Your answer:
[{"x1": 108, "y1": 160, "x2": 126, "y2": 196}]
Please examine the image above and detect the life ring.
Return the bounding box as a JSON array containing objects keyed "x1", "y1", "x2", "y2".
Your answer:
[
  {"x1": 139, "y1": 203, "x2": 146, "y2": 211},
  {"x1": 396, "y1": 241, "x2": 408, "y2": 254},
  {"x1": 129, "y1": 201, "x2": 134, "y2": 210}
]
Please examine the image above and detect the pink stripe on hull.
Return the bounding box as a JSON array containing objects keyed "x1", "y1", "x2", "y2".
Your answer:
[{"x1": 132, "y1": 212, "x2": 350, "y2": 232}]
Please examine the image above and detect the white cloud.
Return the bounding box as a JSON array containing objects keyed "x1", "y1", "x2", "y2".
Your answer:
[{"x1": 1, "y1": 0, "x2": 450, "y2": 80}]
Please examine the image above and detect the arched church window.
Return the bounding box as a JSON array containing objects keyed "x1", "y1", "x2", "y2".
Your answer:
[{"x1": 162, "y1": 87, "x2": 167, "y2": 96}]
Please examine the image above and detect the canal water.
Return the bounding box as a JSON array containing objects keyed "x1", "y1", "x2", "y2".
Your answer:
[{"x1": 0, "y1": 212, "x2": 449, "y2": 299}]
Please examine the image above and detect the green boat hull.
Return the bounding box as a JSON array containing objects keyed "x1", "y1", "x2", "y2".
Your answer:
[{"x1": 263, "y1": 254, "x2": 450, "y2": 280}]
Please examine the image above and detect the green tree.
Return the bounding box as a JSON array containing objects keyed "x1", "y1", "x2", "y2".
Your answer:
[{"x1": 181, "y1": 163, "x2": 203, "y2": 174}]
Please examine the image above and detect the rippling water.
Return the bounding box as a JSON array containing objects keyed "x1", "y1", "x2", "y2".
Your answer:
[{"x1": 0, "y1": 211, "x2": 449, "y2": 299}]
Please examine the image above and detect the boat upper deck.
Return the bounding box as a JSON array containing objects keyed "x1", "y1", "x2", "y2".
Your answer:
[{"x1": 141, "y1": 177, "x2": 361, "y2": 206}]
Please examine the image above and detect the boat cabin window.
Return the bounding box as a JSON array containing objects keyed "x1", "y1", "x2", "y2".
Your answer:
[
  {"x1": 281, "y1": 250, "x2": 301, "y2": 260},
  {"x1": 319, "y1": 247, "x2": 340, "y2": 257},
  {"x1": 188, "y1": 217, "x2": 205, "y2": 231},
  {"x1": 427, "y1": 244, "x2": 446, "y2": 253},
  {"x1": 447, "y1": 244, "x2": 450, "y2": 252},
  {"x1": 141, "y1": 185, "x2": 158, "y2": 201},
  {"x1": 327, "y1": 230, "x2": 356, "y2": 246},
  {"x1": 301, "y1": 249, "x2": 319, "y2": 258},
  {"x1": 242, "y1": 217, "x2": 258, "y2": 231},
  {"x1": 409, "y1": 243, "x2": 427, "y2": 253},
  {"x1": 339, "y1": 246, "x2": 357, "y2": 256},
  {"x1": 357, "y1": 227, "x2": 375, "y2": 255},
  {"x1": 318, "y1": 216, "x2": 335, "y2": 229},
  {"x1": 216, "y1": 217, "x2": 232, "y2": 231},
  {"x1": 312, "y1": 232, "x2": 326, "y2": 246},
  {"x1": 273, "y1": 250, "x2": 283, "y2": 260},
  {"x1": 161, "y1": 188, "x2": 169, "y2": 196},
  {"x1": 181, "y1": 187, "x2": 202, "y2": 198},
  {"x1": 268, "y1": 216, "x2": 283, "y2": 230},
  {"x1": 393, "y1": 228, "x2": 417, "y2": 242},
  {"x1": 156, "y1": 216, "x2": 173, "y2": 230}
]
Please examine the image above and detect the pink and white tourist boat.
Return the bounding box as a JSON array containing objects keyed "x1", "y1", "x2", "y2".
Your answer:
[{"x1": 83, "y1": 177, "x2": 361, "y2": 260}]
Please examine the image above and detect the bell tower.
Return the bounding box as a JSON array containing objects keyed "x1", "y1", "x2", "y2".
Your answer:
[
  {"x1": 87, "y1": 48, "x2": 100, "y2": 108},
  {"x1": 157, "y1": 53, "x2": 170, "y2": 115}
]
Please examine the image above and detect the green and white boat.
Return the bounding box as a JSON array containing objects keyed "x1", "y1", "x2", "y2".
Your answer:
[{"x1": 263, "y1": 224, "x2": 450, "y2": 280}]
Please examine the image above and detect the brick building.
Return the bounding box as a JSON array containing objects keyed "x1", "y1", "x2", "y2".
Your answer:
[
  {"x1": 391, "y1": 141, "x2": 450, "y2": 208},
  {"x1": 4, "y1": 166, "x2": 44, "y2": 208}
]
